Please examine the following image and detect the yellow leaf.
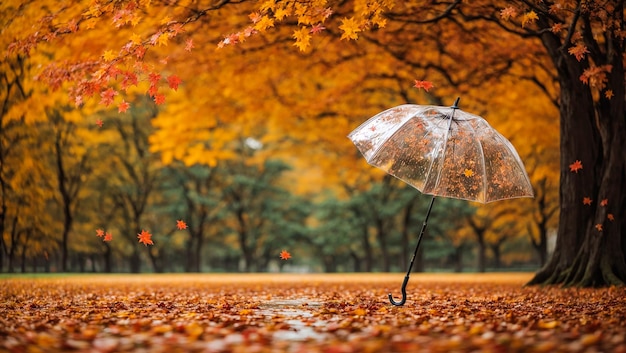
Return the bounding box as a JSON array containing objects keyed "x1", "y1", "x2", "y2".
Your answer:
[
  {"x1": 103, "y1": 50, "x2": 116, "y2": 61},
  {"x1": 130, "y1": 33, "x2": 142, "y2": 45},
  {"x1": 254, "y1": 16, "x2": 275, "y2": 31},
  {"x1": 537, "y1": 320, "x2": 558, "y2": 329},
  {"x1": 292, "y1": 27, "x2": 311, "y2": 51},
  {"x1": 157, "y1": 34, "x2": 169, "y2": 46},
  {"x1": 522, "y1": 11, "x2": 538, "y2": 28},
  {"x1": 339, "y1": 17, "x2": 360, "y2": 40}
]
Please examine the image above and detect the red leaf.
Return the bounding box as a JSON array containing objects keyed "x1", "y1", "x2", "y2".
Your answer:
[
  {"x1": 569, "y1": 160, "x2": 583, "y2": 173},
  {"x1": 154, "y1": 94, "x2": 166, "y2": 105},
  {"x1": 176, "y1": 220, "x2": 187, "y2": 230},
  {"x1": 167, "y1": 75, "x2": 182, "y2": 90},
  {"x1": 600, "y1": 199, "x2": 608, "y2": 206},
  {"x1": 103, "y1": 232, "x2": 113, "y2": 242},
  {"x1": 583, "y1": 197, "x2": 593, "y2": 205},
  {"x1": 413, "y1": 80, "x2": 434, "y2": 92},
  {"x1": 96, "y1": 229, "x2": 105, "y2": 237},
  {"x1": 96, "y1": 119, "x2": 104, "y2": 128}
]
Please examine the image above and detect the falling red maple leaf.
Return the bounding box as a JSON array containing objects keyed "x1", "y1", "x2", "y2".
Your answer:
[
  {"x1": 176, "y1": 220, "x2": 188, "y2": 230},
  {"x1": 413, "y1": 80, "x2": 434, "y2": 92},
  {"x1": 600, "y1": 199, "x2": 608, "y2": 206},
  {"x1": 569, "y1": 160, "x2": 583, "y2": 173},
  {"x1": 279, "y1": 250, "x2": 291, "y2": 260},
  {"x1": 96, "y1": 229, "x2": 105, "y2": 237},
  {"x1": 607, "y1": 214, "x2": 615, "y2": 221},
  {"x1": 96, "y1": 119, "x2": 104, "y2": 128},
  {"x1": 104, "y1": 232, "x2": 113, "y2": 242},
  {"x1": 583, "y1": 197, "x2": 593, "y2": 205},
  {"x1": 138, "y1": 229, "x2": 154, "y2": 246}
]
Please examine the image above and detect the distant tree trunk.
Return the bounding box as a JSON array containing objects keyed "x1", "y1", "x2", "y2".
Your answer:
[
  {"x1": 129, "y1": 250, "x2": 141, "y2": 273},
  {"x1": 490, "y1": 238, "x2": 505, "y2": 269},
  {"x1": 361, "y1": 230, "x2": 373, "y2": 272},
  {"x1": 452, "y1": 243, "x2": 465, "y2": 273},
  {"x1": 529, "y1": 9, "x2": 626, "y2": 286},
  {"x1": 323, "y1": 255, "x2": 337, "y2": 272},
  {"x1": 467, "y1": 219, "x2": 487, "y2": 273},
  {"x1": 350, "y1": 251, "x2": 362, "y2": 272},
  {"x1": 527, "y1": 178, "x2": 558, "y2": 266},
  {"x1": 103, "y1": 243, "x2": 112, "y2": 273},
  {"x1": 375, "y1": 218, "x2": 391, "y2": 272}
]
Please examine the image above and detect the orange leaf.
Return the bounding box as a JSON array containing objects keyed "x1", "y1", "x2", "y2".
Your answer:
[
  {"x1": 138, "y1": 229, "x2": 154, "y2": 246},
  {"x1": 96, "y1": 229, "x2": 105, "y2": 237},
  {"x1": 176, "y1": 220, "x2": 187, "y2": 230},
  {"x1": 279, "y1": 250, "x2": 291, "y2": 260},
  {"x1": 154, "y1": 94, "x2": 166, "y2": 105},
  {"x1": 600, "y1": 199, "x2": 608, "y2": 206},
  {"x1": 568, "y1": 44, "x2": 589, "y2": 62},
  {"x1": 582, "y1": 197, "x2": 593, "y2": 205},
  {"x1": 607, "y1": 214, "x2": 614, "y2": 221},
  {"x1": 118, "y1": 101, "x2": 130, "y2": 113},
  {"x1": 96, "y1": 119, "x2": 104, "y2": 128},
  {"x1": 104, "y1": 232, "x2": 113, "y2": 242},
  {"x1": 594, "y1": 224, "x2": 603, "y2": 231}
]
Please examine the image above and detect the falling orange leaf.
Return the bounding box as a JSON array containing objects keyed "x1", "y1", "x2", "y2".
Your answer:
[
  {"x1": 184, "y1": 38, "x2": 194, "y2": 51},
  {"x1": 569, "y1": 160, "x2": 583, "y2": 173},
  {"x1": 607, "y1": 214, "x2": 614, "y2": 221},
  {"x1": 96, "y1": 119, "x2": 104, "y2": 128},
  {"x1": 595, "y1": 224, "x2": 603, "y2": 231},
  {"x1": 176, "y1": 220, "x2": 188, "y2": 230},
  {"x1": 600, "y1": 199, "x2": 608, "y2": 206},
  {"x1": 96, "y1": 229, "x2": 105, "y2": 237},
  {"x1": 463, "y1": 169, "x2": 474, "y2": 178},
  {"x1": 583, "y1": 197, "x2": 593, "y2": 205},
  {"x1": 279, "y1": 250, "x2": 291, "y2": 260},
  {"x1": 104, "y1": 232, "x2": 113, "y2": 242},
  {"x1": 413, "y1": 80, "x2": 434, "y2": 92},
  {"x1": 138, "y1": 229, "x2": 154, "y2": 246}
]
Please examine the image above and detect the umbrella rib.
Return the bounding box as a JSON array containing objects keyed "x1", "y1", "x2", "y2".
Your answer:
[
  {"x1": 461, "y1": 119, "x2": 487, "y2": 203},
  {"x1": 430, "y1": 109, "x2": 457, "y2": 193}
]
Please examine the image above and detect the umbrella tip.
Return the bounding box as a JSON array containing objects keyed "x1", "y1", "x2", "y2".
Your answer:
[{"x1": 452, "y1": 97, "x2": 461, "y2": 109}]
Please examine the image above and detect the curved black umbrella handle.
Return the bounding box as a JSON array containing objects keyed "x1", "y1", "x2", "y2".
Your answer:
[{"x1": 388, "y1": 275, "x2": 410, "y2": 306}]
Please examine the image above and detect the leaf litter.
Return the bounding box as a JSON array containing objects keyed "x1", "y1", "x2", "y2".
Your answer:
[{"x1": 0, "y1": 273, "x2": 624, "y2": 352}]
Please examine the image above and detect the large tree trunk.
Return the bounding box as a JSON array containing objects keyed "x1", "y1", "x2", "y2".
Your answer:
[{"x1": 528, "y1": 14, "x2": 626, "y2": 286}]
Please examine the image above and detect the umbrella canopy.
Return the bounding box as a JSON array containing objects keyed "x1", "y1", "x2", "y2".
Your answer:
[
  {"x1": 348, "y1": 103, "x2": 534, "y2": 203},
  {"x1": 348, "y1": 99, "x2": 534, "y2": 306}
]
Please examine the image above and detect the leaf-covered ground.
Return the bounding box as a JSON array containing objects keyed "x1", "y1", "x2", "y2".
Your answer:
[{"x1": 1, "y1": 273, "x2": 625, "y2": 352}]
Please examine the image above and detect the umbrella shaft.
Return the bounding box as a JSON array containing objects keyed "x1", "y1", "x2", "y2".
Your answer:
[{"x1": 404, "y1": 196, "x2": 435, "y2": 277}]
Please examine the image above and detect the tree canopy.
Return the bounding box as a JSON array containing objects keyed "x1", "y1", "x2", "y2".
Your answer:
[{"x1": 2, "y1": 1, "x2": 623, "y2": 284}]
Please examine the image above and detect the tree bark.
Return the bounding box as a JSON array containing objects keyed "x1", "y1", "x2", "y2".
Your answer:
[{"x1": 528, "y1": 10, "x2": 626, "y2": 285}]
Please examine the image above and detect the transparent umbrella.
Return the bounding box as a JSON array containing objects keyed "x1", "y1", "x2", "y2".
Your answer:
[{"x1": 348, "y1": 98, "x2": 534, "y2": 306}]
